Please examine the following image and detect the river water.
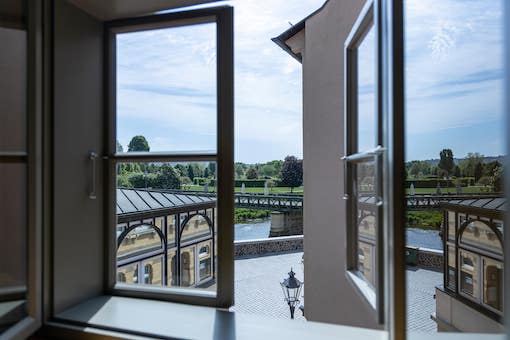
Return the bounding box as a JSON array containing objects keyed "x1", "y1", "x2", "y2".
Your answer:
[{"x1": 234, "y1": 219, "x2": 443, "y2": 250}]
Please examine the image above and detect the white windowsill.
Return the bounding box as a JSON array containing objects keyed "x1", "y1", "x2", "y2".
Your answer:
[
  {"x1": 52, "y1": 295, "x2": 506, "y2": 340},
  {"x1": 54, "y1": 295, "x2": 386, "y2": 340}
]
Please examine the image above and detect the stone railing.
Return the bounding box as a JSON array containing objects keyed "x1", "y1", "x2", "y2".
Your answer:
[{"x1": 234, "y1": 235, "x2": 303, "y2": 258}]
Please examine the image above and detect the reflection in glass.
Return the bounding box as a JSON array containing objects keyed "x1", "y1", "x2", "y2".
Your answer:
[
  {"x1": 198, "y1": 240, "x2": 212, "y2": 282},
  {"x1": 446, "y1": 245, "x2": 456, "y2": 290},
  {"x1": 142, "y1": 256, "x2": 163, "y2": 286},
  {"x1": 355, "y1": 160, "x2": 377, "y2": 287},
  {"x1": 459, "y1": 250, "x2": 479, "y2": 298},
  {"x1": 117, "y1": 263, "x2": 139, "y2": 285},
  {"x1": 180, "y1": 246, "x2": 195, "y2": 287},
  {"x1": 117, "y1": 225, "x2": 163, "y2": 257},
  {"x1": 460, "y1": 220, "x2": 502, "y2": 254},
  {"x1": 181, "y1": 214, "x2": 211, "y2": 242},
  {"x1": 447, "y1": 211, "x2": 456, "y2": 241},
  {"x1": 356, "y1": 26, "x2": 376, "y2": 152},
  {"x1": 483, "y1": 258, "x2": 502, "y2": 311}
]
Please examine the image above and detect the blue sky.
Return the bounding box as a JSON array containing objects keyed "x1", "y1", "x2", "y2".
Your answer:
[{"x1": 116, "y1": 0, "x2": 505, "y2": 163}]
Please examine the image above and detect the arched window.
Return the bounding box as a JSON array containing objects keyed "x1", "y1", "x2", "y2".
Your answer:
[
  {"x1": 180, "y1": 249, "x2": 194, "y2": 287},
  {"x1": 181, "y1": 214, "x2": 212, "y2": 242},
  {"x1": 459, "y1": 220, "x2": 502, "y2": 255},
  {"x1": 117, "y1": 224, "x2": 164, "y2": 258}
]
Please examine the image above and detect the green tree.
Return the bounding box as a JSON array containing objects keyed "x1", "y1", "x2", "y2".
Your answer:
[
  {"x1": 128, "y1": 135, "x2": 150, "y2": 152},
  {"x1": 280, "y1": 155, "x2": 303, "y2": 192},
  {"x1": 116, "y1": 140, "x2": 124, "y2": 153},
  {"x1": 453, "y1": 165, "x2": 461, "y2": 177},
  {"x1": 234, "y1": 163, "x2": 246, "y2": 179},
  {"x1": 208, "y1": 163, "x2": 216, "y2": 177},
  {"x1": 245, "y1": 167, "x2": 258, "y2": 179},
  {"x1": 491, "y1": 164, "x2": 504, "y2": 192},
  {"x1": 187, "y1": 164, "x2": 195, "y2": 181},
  {"x1": 459, "y1": 152, "x2": 484, "y2": 177},
  {"x1": 153, "y1": 164, "x2": 181, "y2": 189},
  {"x1": 260, "y1": 163, "x2": 277, "y2": 178},
  {"x1": 438, "y1": 149, "x2": 454, "y2": 178},
  {"x1": 175, "y1": 164, "x2": 187, "y2": 177},
  {"x1": 474, "y1": 162, "x2": 483, "y2": 182},
  {"x1": 204, "y1": 168, "x2": 210, "y2": 178}
]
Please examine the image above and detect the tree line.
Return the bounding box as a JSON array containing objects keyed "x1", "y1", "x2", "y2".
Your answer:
[
  {"x1": 117, "y1": 136, "x2": 303, "y2": 191},
  {"x1": 406, "y1": 149, "x2": 504, "y2": 192}
]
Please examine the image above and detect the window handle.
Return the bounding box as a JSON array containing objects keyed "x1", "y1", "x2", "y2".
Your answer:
[{"x1": 89, "y1": 152, "x2": 97, "y2": 199}]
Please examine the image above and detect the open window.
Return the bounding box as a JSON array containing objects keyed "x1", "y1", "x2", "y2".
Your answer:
[
  {"x1": 105, "y1": 6, "x2": 233, "y2": 308},
  {"x1": 343, "y1": 0, "x2": 384, "y2": 321}
]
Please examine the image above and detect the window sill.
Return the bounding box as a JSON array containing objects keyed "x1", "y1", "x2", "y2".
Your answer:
[
  {"x1": 47, "y1": 295, "x2": 506, "y2": 340},
  {"x1": 51, "y1": 295, "x2": 387, "y2": 340}
]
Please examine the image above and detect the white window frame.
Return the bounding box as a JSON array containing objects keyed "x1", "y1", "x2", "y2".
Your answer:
[{"x1": 104, "y1": 6, "x2": 234, "y2": 308}]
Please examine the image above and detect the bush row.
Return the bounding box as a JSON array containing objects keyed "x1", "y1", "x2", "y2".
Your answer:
[{"x1": 405, "y1": 177, "x2": 474, "y2": 188}]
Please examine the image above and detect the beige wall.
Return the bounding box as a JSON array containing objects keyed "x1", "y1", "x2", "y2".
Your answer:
[{"x1": 302, "y1": 0, "x2": 379, "y2": 328}]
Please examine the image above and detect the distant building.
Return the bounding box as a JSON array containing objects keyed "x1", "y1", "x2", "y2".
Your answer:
[{"x1": 434, "y1": 197, "x2": 505, "y2": 332}]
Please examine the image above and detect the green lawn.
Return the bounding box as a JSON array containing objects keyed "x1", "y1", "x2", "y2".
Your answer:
[{"x1": 184, "y1": 185, "x2": 303, "y2": 194}]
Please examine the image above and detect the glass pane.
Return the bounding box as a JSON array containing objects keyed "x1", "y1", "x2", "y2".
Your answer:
[
  {"x1": 180, "y1": 246, "x2": 195, "y2": 287},
  {"x1": 483, "y1": 258, "x2": 502, "y2": 312},
  {"x1": 355, "y1": 160, "x2": 377, "y2": 287},
  {"x1": 198, "y1": 240, "x2": 212, "y2": 282},
  {"x1": 117, "y1": 225, "x2": 163, "y2": 258},
  {"x1": 0, "y1": 26, "x2": 26, "y2": 152},
  {"x1": 446, "y1": 245, "x2": 456, "y2": 291},
  {"x1": 117, "y1": 263, "x2": 139, "y2": 284},
  {"x1": 167, "y1": 214, "x2": 176, "y2": 246},
  {"x1": 167, "y1": 250, "x2": 177, "y2": 286},
  {"x1": 142, "y1": 256, "x2": 163, "y2": 286},
  {"x1": 447, "y1": 211, "x2": 456, "y2": 241},
  {"x1": 181, "y1": 214, "x2": 212, "y2": 243},
  {"x1": 115, "y1": 161, "x2": 217, "y2": 294},
  {"x1": 357, "y1": 26, "x2": 376, "y2": 152},
  {"x1": 116, "y1": 22, "x2": 217, "y2": 153},
  {"x1": 459, "y1": 250, "x2": 479, "y2": 299},
  {"x1": 460, "y1": 220, "x2": 502, "y2": 254}
]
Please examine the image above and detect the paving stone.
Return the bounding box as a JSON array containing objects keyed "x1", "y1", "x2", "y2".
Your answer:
[{"x1": 233, "y1": 252, "x2": 443, "y2": 332}]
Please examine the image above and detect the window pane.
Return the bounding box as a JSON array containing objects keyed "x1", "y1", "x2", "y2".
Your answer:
[
  {"x1": 355, "y1": 160, "x2": 377, "y2": 287},
  {"x1": 116, "y1": 22, "x2": 217, "y2": 153},
  {"x1": 0, "y1": 26, "x2": 26, "y2": 152},
  {"x1": 357, "y1": 26, "x2": 376, "y2": 152},
  {"x1": 167, "y1": 250, "x2": 177, "y2": 286},
  {"x1": 483, "y1": 258, "x2": 502, "y2": 312},
  {"x1": 180, "y1": 246, "x2": 195, "y2": 287},
  {"x1": 117, "y1": 225, "x2": 163, "y2": 258},
  {"x1": 459, "y1": 250, "x2": 479, "y2": 299},
  {"x1": 115, "y1": 161, "x2": 217, "y2": 294},
  {"x1": 446, "y1": 245, "x2": 456, "y2": 291},
  {"x1": 447, "y1": 211, "x2": 456, "y2": 241},
  {"x1": 142, "y1": 256, "x2": 163, "y2": 286},
  {"x1": 460, "y1": 220, "x2": 502, "y2": 254},
  {"x1": 117, "y1": 263, "x2": 139, "y2": 284}
]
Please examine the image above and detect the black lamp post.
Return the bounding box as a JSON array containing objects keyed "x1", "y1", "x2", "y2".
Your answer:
[{"x1": 280, "y1": 268, "x2": 302, "y2": 319}]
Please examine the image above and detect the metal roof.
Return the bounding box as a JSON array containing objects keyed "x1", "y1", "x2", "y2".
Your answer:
[
  {"x1": 440, "y1": 197, "x2": 506, "y2": 216},
  {"x1": 117, "y1": 188, "x2": 215, "y2": 216}
]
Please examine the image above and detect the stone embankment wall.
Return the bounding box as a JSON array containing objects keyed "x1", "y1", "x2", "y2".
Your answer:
[
  {"x1": 415, "y1": 247, "x2": 443, "y2": 270},
  {"x1": 235, "y1": 236, "x2": 444, "y2": 272},
  {"x1": 234, "y1": 235, "x2": 303, "y2": 257}
]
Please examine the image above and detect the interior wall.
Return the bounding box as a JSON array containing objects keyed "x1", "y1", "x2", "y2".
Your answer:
[
  {"x1": 53, "y1": 0, "x2": 104, "y2": 313},
  {"x1": 302, "y1": 0, "x2": 379, "y2": 328}
]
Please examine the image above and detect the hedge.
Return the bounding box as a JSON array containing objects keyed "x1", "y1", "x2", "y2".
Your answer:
[
  {"x1": 406, "y1": 177, "x2": 474, "y2": 188},
  {"x1": 234, "y1": 179, "x2": 267, "y2": 188}
]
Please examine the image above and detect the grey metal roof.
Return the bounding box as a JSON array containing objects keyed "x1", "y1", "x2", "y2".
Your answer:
[
  {"x1": 442, "y1": 197, "x2": 506, "y2": 213},
  {"x1": 117, "y1": 188, "x2": 215, "y2": 216}
]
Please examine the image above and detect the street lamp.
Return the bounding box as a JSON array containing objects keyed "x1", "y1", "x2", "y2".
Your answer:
[{"x1": 280, "y1": 268, "x2": 302, "y2": 319}]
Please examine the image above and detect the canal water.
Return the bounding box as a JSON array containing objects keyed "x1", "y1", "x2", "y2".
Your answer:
[{"x1": 234, "y1": 219, "x2": 443, "y2": 250}]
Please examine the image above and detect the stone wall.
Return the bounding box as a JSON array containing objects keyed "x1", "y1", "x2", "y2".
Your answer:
[
  {"x1": 234, "y1": 235, "x2": 303, "y2": 258},
  {"x1": 416, "y1": 247, "x2": 443, "y2": 271}
]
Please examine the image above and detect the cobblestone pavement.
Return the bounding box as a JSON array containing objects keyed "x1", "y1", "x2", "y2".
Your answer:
[
  {"x1": 406, "y1": 266, "x2": 443, "y2": 333},
  {"x1": 234, "y1": 251, "x2": 443, "y2": 332}
]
